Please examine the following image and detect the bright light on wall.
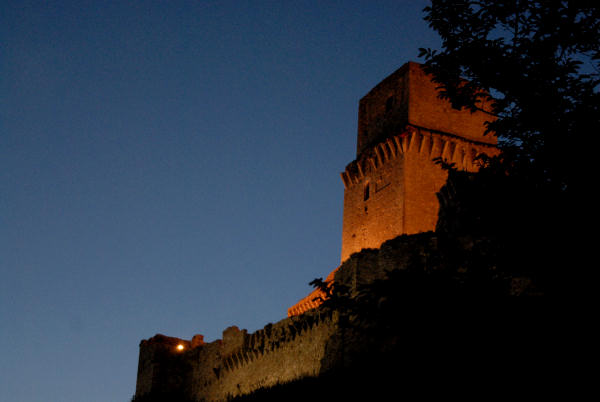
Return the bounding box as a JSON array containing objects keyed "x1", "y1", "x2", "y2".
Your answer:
[{"x1": 176, "y1": 344, "x2": 184, "y2": 351}]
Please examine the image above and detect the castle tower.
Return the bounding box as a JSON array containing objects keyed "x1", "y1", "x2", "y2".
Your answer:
[
  {"x1": 135, "y1": 63, "x2": 503, "y2": 401},
  {"x1": 339, "y1": 61, "x2": 496, "y2": 262},
  {"x1": 288, "y1": 62, "x2": 497, "y2": 316}
]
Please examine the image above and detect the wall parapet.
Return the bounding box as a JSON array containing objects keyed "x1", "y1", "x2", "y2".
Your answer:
[
  {"x1": 136, "y1": 308, "x2": 341, "y2": 401},
  {"x1": 135, "y1": 231, "x2": 452, "y2": 401},
  {"x1": 135, "y1": 229, "x2": 537, "y2": 401},
  {"x1": 287, "y1": 266, "x2": 339, "y2": 317},
  {"x1": 341, "y1": 124, "x2": 497, "y2": 189}
]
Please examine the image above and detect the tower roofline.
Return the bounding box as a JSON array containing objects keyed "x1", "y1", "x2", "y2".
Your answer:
[{"x1": 356, "y1": 62, "x2": 496, "y2": 157}]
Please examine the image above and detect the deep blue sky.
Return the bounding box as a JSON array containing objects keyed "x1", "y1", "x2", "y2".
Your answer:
[{"x1": 1, "y1": 1, "x2": 440, "y2": 401}]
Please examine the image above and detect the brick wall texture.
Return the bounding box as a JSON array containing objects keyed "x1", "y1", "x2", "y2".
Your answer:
[
  {"x1": 135, "y1": 62, "x2": 500, "y2": 400},
  {"x1": 342, "y1": 61, "x2": 496, "y2": 264},
  {"x1": 289, "y1": 62, "x2": 497, "y2": 316},
  {"x1": 137, "y1": 230, "x2": 526, "y2": 401}
]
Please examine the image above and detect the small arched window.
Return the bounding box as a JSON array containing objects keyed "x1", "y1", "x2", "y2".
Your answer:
[{"x1": 364, "y1": 183, "x2": 370, "y2": 201}]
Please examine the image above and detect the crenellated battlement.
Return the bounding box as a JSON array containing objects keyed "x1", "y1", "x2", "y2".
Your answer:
[
  {"x1": 135, "y1": 62, "x2": 500, "y2": 401},
  {"x1": 289, "y1": 62, "x2": 498, "y2": 316},
  {"x1": 341, "y1": 125, "x2": 496, "y2": 189},
  {"x1": 136, "y1": 309, "x2": 341, "y2": 401},
  {"x1": 337, "y1": 63, "x2": 497, "y2": 263},
  {"x1": 138, "y1": 229, "x2": 524, "y2": 401}
]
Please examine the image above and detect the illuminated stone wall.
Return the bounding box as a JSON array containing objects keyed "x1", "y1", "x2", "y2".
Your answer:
[
  {"x1": 135, "y1": 62, "x2": 503, "y2": 399},
  {"x1": 135, "y1": 231, "x2": 455, "y2": 401},
  {"x1": 356, "y1": 62, "x2": 495, "y2": 157},
  {"x1": 290, "y1": 63, "x2": 497, "y2": 317},
  {"x1": 135, "y1": 310, "x2": 343, "y2": 401},
  {"x1": 340, "y1": 126, "x2": 497, "y2": 263},
  {"x1": 135, "y1": 229, "x2": 538, "y2": 400},
  {"x1": 134, "y1": 232, "x2": 437, "y2": 401},
  {"x1": 341, "y1": 62, "x2": 497, "y2": 264}
]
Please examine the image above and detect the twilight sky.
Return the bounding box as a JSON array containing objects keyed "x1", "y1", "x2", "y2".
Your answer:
[{"x1": 1, "y1": 1, "x2": 440, "y2": 401}]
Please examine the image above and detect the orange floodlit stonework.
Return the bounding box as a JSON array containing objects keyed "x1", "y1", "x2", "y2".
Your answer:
[
  {"x1": 135, "y1": 62, "x2": 499, "y2": 401},
  {"x1": 288, "y1": 62, "x2": 497, "y2": 317},
  {"x1": 287, "y1": 268, "x2": 338, "y2": 317}
]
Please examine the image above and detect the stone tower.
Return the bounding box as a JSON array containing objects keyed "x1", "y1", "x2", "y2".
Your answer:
[
  {"x1": 288, "y1": 62, "x2": 497, "y2": 316},
  {"x1": 339, "y1": 61, "x2": 496, "y2": 262},
  {"x1": 134, "y1": 63, "x2": 504, "y2": 401}
]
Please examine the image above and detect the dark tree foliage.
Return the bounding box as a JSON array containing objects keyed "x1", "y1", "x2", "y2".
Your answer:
[
  {"x1": 418, "y1": 1, "x2": 598, "y2": 293},
  {"x1": 420, "y1": 0, "x2": 599, "y2": 198},
  {"x1": 308, "y1": 3, "x2": 595, "y2": 311}
]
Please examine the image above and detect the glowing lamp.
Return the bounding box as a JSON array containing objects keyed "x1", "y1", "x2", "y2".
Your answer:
[{"x1": 176, "y1": 344, "x2": 184, "y2": 351}]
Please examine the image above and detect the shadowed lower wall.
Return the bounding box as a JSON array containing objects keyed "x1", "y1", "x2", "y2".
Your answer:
[
  {"x1": 135, "y1": 309, "x2": 342, "y2": 401},
  {"x1": 135, "y1": 232, "x2": 457, "y2": 401}
]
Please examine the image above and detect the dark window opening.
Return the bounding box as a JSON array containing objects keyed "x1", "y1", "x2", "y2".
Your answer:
[
  {"x1": 386, "y1": 96, "x2": 395, "y2": 112},
  {"x1": 364, "y1": 184, "x2": 370, "y2": 201}
]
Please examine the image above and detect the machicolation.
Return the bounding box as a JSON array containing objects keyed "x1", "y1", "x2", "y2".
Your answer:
[{"x1": 134, "y1": 62, "x2": 500, "y2": 401}]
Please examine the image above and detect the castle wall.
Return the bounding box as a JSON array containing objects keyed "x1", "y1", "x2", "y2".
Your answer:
[
  {"x1": 356, "y1": 62, "x2": 495, "y2": 157},
  {"x1": 136, "y1": 230, "x2": 539, "y2": 400},
  {"x1": 340, "y1": 62, "x2": 497, "y2": 264},
  {"x1": 357, "y1": 65, "x2": 410, "y2": 156},
  {"x1": 136, "y1": 61, "x2": 504, "y2": 399},
  {"x1": 339, "y1": 127, "x2": 495, "y2": 263},
  {"x1": 407, "y1": 62, "x2": 496, "y2": 146},
  {"x1": 402, "y1": 128, "x2": 496, "y2": 235},
  {"x1": 335, "y1": 232, "x2": 439, "y2": 291},
  {"x1": 136, "y1": 232, "x2": 455, "y2": 401},
  {"x1": 287, "y1": 267, "x2": 338, "y2": 317},
  {"x1": 136, "y1": 311, "x2": 341, "y2": 401},
  {"x1": 135, "y1": 335, "x2": 194, "y2": 397},
  {"x1": 340, "y1": 144, "x2": 405, "y2": 263}
]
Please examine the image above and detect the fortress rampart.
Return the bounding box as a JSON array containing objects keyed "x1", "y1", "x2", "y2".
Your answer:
[
  {"x1": 339, "y1": 125, "x2": 497, "y2": 263},
  {"x1": 135, "y1": 62, "x2": 500, "y2": 400},
  {"x1": 136, "y1": 231, "x2": 449, "y2": 401},
  {"x1": 136, "y1": 308, "x2": 342, "y2": 401},
  {"x1": 289, "y1": 62, "x2": 497, "y2": 317},
  {"x1": 137, "y1": 229, "x2": 527, "y2": 400},
  {"x1": 288, "y1": 126, "x2": 497, "y2": 317},
  {"x1": 339, "y1": 62, "x2": 496, "y2": 264}
]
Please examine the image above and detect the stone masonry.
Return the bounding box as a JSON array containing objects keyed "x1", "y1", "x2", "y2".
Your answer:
[
  {"x1": 288, "y1": 62, "x2": 497, "y2": 317},
  {"x1": 135, "y1": 62, "x2": 499, "y2": 400},
  {"x1": 136, "y1": 232, "x2": 449, "y2": 401}
]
